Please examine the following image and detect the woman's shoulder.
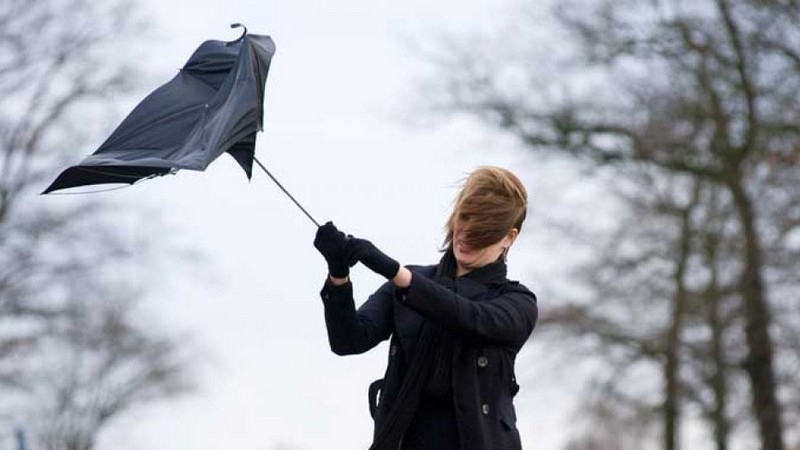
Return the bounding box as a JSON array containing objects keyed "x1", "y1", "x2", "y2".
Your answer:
[{"x1": 502, "y1": 279, "x2": 537, "y2": 301}]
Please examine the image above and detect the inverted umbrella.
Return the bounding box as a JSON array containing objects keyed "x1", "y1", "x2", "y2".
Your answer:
[{"x1": 43, "y1": 24, "x2": 319, "y2": 226}]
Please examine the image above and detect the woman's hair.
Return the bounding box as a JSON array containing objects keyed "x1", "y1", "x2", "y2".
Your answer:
[{"x1": 443, "y1": 166, "x2": 528, "y2": 250}]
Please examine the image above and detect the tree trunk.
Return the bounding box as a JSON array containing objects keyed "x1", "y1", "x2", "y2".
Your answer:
[
  {"x1": 664, "y1": 187, "x2": 697, "y2": 450},
  {"x1": 709, "y1": 294, "x2": 729, "y2": 450},
  {"x1": 705, "y1": 231, "x2": 730, "y2": 450},
  {"x1": 728, "y1": 180, "x2": 784, "y2": 450}
]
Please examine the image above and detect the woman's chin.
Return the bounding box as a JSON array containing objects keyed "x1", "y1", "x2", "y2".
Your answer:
[{"x1": 454, "y1": 252, "x2": 477, "y2": 269}]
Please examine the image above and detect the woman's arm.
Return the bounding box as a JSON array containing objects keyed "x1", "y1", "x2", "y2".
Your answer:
[
  {"x1": 398, "y1": 272, "x2": 538, "y2": 345},
  {"x1": 320, "y1": 279, "x2": 394, "y2": 355},
  {"x1": 329, "y1": 274, "x2": 350, "y2": 286},
  {"x1": 392, "y1": 267, "x2": 412, "y2": 288},
  {"x1": 349, "y1": 238, "x2": 537, "y2": 345}
]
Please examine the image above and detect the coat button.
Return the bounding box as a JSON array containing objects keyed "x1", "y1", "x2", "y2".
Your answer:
[
  {"x1": 477, "y1": 356, "x2": 488, "y2": 368},
  {"x1": 390, "y1": 345, "x2": 397, "y2": 356},
  {"x1": 482, "y1": 403, "x2": 490, "y2": 415}
]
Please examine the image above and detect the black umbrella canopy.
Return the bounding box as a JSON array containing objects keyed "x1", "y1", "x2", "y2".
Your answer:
[{"x1": 43, "y1": 26, "x2": 276, "y2": 194}]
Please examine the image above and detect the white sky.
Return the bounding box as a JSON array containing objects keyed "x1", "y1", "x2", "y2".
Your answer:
[{"x1": 44, "y1": 1, "x2": 611, "y2": 449}]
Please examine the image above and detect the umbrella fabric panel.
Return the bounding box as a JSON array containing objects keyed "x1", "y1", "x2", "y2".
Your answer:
[
  {"x1": 195, "y1": 35, "x2": 274, "y2": 177},
  {"x1": 92, "y1": 72, "x2": 218, "y2": 169},
  {"x1": 43, "y1": 166, "x2": 172, "y2": 192}
]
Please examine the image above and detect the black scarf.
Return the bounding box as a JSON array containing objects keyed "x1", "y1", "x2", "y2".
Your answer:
[
  {"x1": 424, "y1": 250, "x2": 458, "y2": 396},
  {"x1": 369, "y1": 250, "x2": 507, "y2": 450}
]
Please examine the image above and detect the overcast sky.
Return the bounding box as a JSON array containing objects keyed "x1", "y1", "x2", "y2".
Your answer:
[{"x1": 50, "y1": 1, "x2": 609, "y2": 449}]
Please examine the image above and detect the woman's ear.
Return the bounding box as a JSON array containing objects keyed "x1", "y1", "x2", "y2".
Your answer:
[{"x1": 505, "y1": 228, "x2": 519, "y2": 248}]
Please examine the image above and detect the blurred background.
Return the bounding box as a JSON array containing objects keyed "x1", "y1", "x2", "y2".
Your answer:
[{"x1": 2, "y1": 0, "x2": 800, "y2": 449}]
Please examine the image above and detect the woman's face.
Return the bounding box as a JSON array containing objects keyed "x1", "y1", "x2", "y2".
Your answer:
[{"x1": 452, "y1": 217, "x2": 517, "y2": 275}]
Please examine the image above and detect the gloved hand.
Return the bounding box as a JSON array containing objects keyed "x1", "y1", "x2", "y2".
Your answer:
[
  {"x1": 350, "y1": 237, "x2": 400, "y2": 280},
  {"x1": 314, "y1": 221, "x2": 355, "y2": 278}
]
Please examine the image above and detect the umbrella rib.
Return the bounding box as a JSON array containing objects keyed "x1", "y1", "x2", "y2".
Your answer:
[
  {"x1": 46, "y1": 184, "x2": 134, "y2": 195},
  {"x1": 253, "y1": 156, "x2": 319, "y2": 227}
]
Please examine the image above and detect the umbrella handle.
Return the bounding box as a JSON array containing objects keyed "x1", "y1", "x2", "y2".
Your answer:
[{"x1": 228, "y1": 23, "x2": 247, "y2": 43}]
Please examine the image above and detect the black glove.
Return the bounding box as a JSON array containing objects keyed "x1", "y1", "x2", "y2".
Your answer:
[
  {"x1": 314, "y1": 221, "x2": 355, "y2": 278},
  {"x1": 350, "y1": 237, "x2": 400, "y2": 280}
]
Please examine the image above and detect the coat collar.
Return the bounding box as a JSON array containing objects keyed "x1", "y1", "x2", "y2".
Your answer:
[{"x1": 436, "y1": 249, "x2": 508, "y2": 287}]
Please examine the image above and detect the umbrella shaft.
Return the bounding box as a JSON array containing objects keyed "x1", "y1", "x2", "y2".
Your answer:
[{"x1": 254, "y1": 157, "x2": 319, "y2": 227}]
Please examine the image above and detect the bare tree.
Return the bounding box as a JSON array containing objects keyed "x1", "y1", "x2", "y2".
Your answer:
[
  {"x1": 539, "y1": 171, "x2": 728, "y2": 449},
  {"x1": 18, "y1": 285, "x2": 190, "y2": 450},
  {"x1": 0, "y1": 0, "x2": 193, "y2": 447},
  {"x1": 424, "y1": 1, "x2": 800, "y2": 449}
]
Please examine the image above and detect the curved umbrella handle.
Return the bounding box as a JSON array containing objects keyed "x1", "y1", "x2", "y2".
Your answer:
[{"x1": 228, "y1": 23, "x2": 247, "y2": 43}]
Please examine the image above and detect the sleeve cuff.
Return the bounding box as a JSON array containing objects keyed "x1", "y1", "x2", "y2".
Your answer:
[{"x1": 321, "y1": 277, "x2": 353, "y2": 303}]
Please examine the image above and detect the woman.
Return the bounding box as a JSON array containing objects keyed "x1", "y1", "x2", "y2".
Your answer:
[{"x1": 313, "y1": 166, "x2": 538, "y2": 450}]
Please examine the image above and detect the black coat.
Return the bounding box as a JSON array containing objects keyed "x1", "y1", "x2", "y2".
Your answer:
[{"x1": 320, "y1": 259, "x2": 538, "y2": 450}]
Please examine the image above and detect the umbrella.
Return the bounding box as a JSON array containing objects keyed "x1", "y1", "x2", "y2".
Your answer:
[{"x1": 42, "y1": 24, "x2": 319, "y2": 226}]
